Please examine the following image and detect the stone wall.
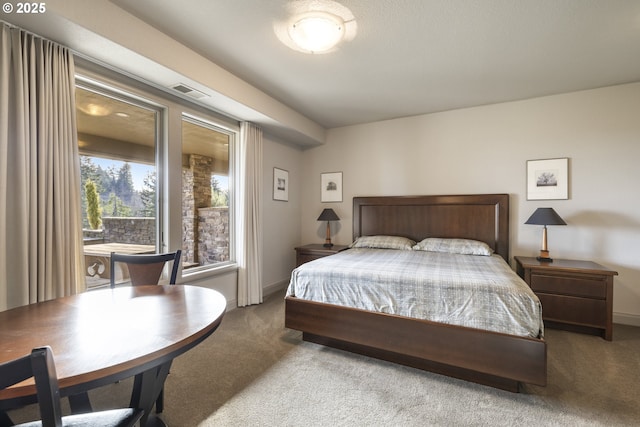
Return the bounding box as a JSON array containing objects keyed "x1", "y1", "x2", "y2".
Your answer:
[
  {"x1": 102, "y1": 217, "x2": 155, "y2": 245},
  {"x1": 182, "y1": 153, "x2": 230, "y2": 267},
  {"x1": 182, "y1": 167, "x2": 197, "y2": 264},
  {"x1": 83, "y1": 228, "x2": 104, "y2": 245},
  {"x1": 197, "y1": 207, "x2": 229, "y2": 265},
  {"x1": 191, "y1": 154, "x2": 213, "y2": 210}
]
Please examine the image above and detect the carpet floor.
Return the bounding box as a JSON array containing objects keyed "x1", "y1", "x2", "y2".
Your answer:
[{"x1": 8, "y1": 288, "x2": 640, "y2": 426}]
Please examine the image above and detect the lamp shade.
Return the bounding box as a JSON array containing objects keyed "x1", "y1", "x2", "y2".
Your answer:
[
  {"x1": 317, "y1": 208, "x2": 340, "y2": 221},
  {"x1": 525, "y1": 208, "x2": 566, "y2": 226}
]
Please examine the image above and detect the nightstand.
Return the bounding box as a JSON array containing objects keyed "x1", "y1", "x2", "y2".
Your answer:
[
  {"x1": 294, "y1": 244, "x2": 349, "y2": 267},
  {"x1": 515, "y1": 256, "x2": 618, "y2": 340}
]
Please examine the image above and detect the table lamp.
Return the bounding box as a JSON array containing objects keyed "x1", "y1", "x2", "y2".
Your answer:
[
  {"x1": 317, "y1": 208, "x2": 340, "y2": 247},
  {"x1": 525, "y1": 207, "x2": 566, "y2": 262}
]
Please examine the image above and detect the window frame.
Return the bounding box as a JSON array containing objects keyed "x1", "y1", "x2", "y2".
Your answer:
[
  {"x1": 75, "y1": 77, "x2": 165, "y2": 250},
  {"x1": 180, "y1": 112, "x2": 237, "y2": 277}
]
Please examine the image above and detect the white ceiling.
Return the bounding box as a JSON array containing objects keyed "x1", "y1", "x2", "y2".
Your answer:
[{"x1": 109, "y1": 0, "x2": 640, "y2": 129}]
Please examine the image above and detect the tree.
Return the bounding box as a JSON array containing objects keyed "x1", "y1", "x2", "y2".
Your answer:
[
  {"x1": 85, "y1": 179, "x2": 102, "y2": 230},
  {"x1": 140, "y1": 171, "x2": 156, "y2": 217},
  {"x1": 80, "y1": 156, "x2": 101, "y2": 187},
  {"x1": 211, "y1": 176, "x2": 228, "y2": 207},
  {"x1": 81, "y1": 156, "x2": 111, "y2": 198},
  {"x1": 80, "y1": 157, "x2": 101, "y2": 228},
  {"x1": 104, "y1": 192, "x2": 132, "y2": 217},
  {"x1": 211, "y1": 191, "x2": 228, "y2": 207},
  {"x1": 211, "y1": 176, "x2": 221, "y2": 193},
  {"x1": 115, "y1": 162, "x2": 135, "y2": 204}
]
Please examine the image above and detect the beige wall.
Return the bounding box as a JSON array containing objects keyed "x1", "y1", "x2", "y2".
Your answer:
[
  {"x1": 299, "y1": 83, "x2": 640, "y2": 325},
  {"x1": 261, "y1": 136, "x2": 304, "y2": 293}
]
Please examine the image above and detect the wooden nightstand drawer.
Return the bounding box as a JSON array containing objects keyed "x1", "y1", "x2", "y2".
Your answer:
[
  {"x1": 530, "y1": 273, "x2": 606, "y2": 299},
  {"x1": 514, "y1": 256, "x2": 617, "y2": 340},
  {"x1": 537, "y1": 293, "x2": 607, "y2": 327}
]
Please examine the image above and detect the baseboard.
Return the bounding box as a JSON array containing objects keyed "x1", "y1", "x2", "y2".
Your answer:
[
  {"x1": 613, "y1": 312, "x2": 640, "y2": 327},
  {"x1": 226, "y1": 280, "x2": 288, "y2": 312},
  {"x1": 225, "y1": 297, "x2": 238, "y2": 311},
  {"x1": 264, "y1": 279, "x2": 289, "y2": 297}
]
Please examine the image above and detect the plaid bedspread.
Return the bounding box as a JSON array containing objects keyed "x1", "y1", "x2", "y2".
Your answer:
[{"x1": 287, "y1": 248, "x2": 543, "y2": 338}]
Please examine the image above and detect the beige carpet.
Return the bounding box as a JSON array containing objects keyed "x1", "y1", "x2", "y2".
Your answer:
[{"x1": 8, "y1": 289, "x2": 640, "y2": 426}]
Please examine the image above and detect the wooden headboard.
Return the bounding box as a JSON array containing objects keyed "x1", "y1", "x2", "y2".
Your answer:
[{"x1": 352, "y1": 194, "x2": 510, "y2": 261}]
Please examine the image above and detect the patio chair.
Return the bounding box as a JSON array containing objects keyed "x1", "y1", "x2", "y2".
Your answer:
[
  {"x1": 110, "y1": 250, "x2": 182, "y2": 288},
  {"x1": 0, "y1": 346, "x2": 142, "y2": 427}
]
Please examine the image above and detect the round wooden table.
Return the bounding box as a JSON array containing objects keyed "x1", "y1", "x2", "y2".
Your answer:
[{"x1": 0, "y1": 285, "x2": 226, "y2": 426}]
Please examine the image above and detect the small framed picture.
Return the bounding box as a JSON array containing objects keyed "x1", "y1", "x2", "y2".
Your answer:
[
  {"x1": 321, "y1": 172, "x2": 342, "y2": 203},
  {"x1": 527, "y1": 158, "x2": 569, "y2": 200},
  {"x1": 273, "y1": 167, "x2": 289, "y2": 201}
]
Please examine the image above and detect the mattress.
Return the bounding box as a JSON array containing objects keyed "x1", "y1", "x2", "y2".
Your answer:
[{"x1": 286, "y1": 248, "x2": 543, "y2": 338}]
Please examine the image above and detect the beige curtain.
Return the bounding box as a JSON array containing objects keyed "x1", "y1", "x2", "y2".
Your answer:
[
  {"x1": 0, "y1": 23, "x2": 85, "y2": 311},
  {"x1": 236, "y1": 122, "x2": 263, "y2": 306}
]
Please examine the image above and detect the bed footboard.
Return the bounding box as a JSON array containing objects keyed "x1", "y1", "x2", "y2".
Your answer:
[{"x1": 285, "y1": 296, "x2": 546, "y2": 392}]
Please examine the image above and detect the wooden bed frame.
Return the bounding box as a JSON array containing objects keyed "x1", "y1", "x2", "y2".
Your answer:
[{"x1": 285, "y1": 194, "x2": 546, "y2": 392}]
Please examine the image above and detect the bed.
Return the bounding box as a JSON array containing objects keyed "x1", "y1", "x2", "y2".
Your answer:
[{"x1": 284, "y1": 194, "x2": 547, "y2": 392}]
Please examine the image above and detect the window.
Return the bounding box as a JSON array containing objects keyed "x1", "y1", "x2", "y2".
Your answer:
[
  {"x1": 75, "y1": 66, "x2": 238, "y2": 287},
  {"x1": 76, "y1": 83, "x2": 162, "y2": 287},
  {"x1": 181, "y1": 115, "x2": 234, "y2": 272}
]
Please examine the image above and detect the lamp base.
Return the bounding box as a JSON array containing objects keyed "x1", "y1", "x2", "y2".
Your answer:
[
  {"x1": 323, "y1": 222, "x2": 333, "y2": 248},
  {"x1": 536, "y1": 249, "x2": 553, "y2": 262},
  {"x1": 536, "y1": 249, "x2": 552, "y2": 262}
]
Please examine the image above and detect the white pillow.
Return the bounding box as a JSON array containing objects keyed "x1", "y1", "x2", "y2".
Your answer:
[
  {"x1": 413, "y1": 238, "x2": 494, "y2": 256},
  {"x1": 350, "y1": 235, "x2": 416, "y2": 250}
]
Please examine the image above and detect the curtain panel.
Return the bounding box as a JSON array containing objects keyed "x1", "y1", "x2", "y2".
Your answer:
[
  {"x1": 0, "y1": 23, "x2": 85, "y2": 310},
  {"x1": 236, "y1": 122, "x2": 263, "y2": 307}
]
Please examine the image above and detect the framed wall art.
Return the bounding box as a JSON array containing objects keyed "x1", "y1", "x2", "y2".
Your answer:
[
  {"x1": 273, "y1": 167, "x2": 289, "y2": 201},
  {"x1": 526, "y1": 158, "x2": 569, "y2": 200},
  {"x1": 321, "y1": 172, "x2": 343, "y2": 203}
]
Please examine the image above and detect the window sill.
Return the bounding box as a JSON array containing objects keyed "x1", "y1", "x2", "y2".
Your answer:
[{"x1": 179, "y1": 261, "x2": 238, "y2": 283}]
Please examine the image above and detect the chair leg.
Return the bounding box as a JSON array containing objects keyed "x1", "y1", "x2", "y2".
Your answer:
[
  {"x1": 155, "y1": 388, "x2": 164, "y2": 413},
  {"x1": 0, "y1": 410, "x2": 14, "y2": 427},
  {"x1": 68, "y1": 392, "x2": 93, "y2": 413}
]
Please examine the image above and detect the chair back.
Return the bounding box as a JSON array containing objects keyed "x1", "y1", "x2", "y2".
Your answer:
[
  {"x1": 0, "y1": 346, "x2": 63, "y2": 427},
  {"x1": 110, "y1": 250, "x2": 181, "y2": 288},
  {"x1": 1, "y1": 347, "x2": 143, "y2": 427}
]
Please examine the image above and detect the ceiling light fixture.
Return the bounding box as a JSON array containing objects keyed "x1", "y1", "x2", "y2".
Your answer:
[
  {"x1": 288, "y1": 12, "x2": 345, "y2": 54},
  {"x1": 274, "y1": 0, "x2": 357, "y2": 54},
  {"x1": 78, "y1": 103, "x2": 111, "y2": 117}
]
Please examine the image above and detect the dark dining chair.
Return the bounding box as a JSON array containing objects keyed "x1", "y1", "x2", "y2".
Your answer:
[
  {"x1": 108, "y1": 249, "x2": 182, "y2": 413},
  {"x1": 0, "y1": 346, "x2": 143, "y2": 427},
  {"x1": 110, "y1": 250, "x2": 182, "y2": 288}
]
